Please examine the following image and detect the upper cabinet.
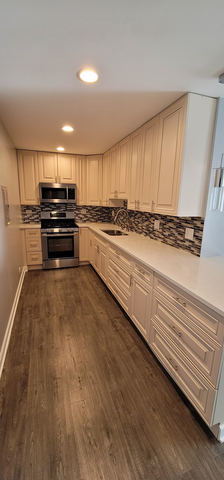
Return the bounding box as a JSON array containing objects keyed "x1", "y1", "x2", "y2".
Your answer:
[
  {"x1": 17, "y1": 150, "x2": 39, "y2": 204},
  {"x1": 128, "y1": 128, "x2": 144, "y2": 210},
  {"x1": 38, "y1": 152, "x2": 78, "y2": 184},
  {"x1": 128, "y1": 94, "x2": 216, "y2": 216},
  {"x1": 102, "y1": 151, "x2": 110, "y2": 206},
  {"x1": 109, "y1": 146, "x2": 119, "y2": 199},
  {"x1": 38, "y1": 152, "x2": 58, "y2": 183},
  {"x1": 86, "y1": 155, "x2": 102, "y2": 205},
  {"x1": 117, "y1": 137, "x2": 130, "y2": 198}
]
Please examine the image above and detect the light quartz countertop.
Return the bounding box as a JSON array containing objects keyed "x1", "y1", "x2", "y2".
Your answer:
[
  {"x1": 77, "y1": 222, "x2": 224, "y2": 318},
  {"x1": 20, "y1": 223, "x2": 41, "y2": 229}
]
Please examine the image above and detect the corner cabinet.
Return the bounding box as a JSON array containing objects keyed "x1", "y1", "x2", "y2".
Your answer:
[{"x1": 17, "y1": 150, "x2": 39, "y2": 204}]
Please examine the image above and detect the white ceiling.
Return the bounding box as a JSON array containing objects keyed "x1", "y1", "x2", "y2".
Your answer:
[{"x1": 0, "y1": 0, "x2": 224, "y2": 154}]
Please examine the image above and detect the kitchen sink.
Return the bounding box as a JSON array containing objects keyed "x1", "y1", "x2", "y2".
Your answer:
[{"x1": 101, "y1": 229, "x2": 128, "y2": 236}]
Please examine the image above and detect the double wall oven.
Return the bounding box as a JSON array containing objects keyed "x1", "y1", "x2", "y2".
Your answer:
[{"x1": 41, "y1": 211, "x2": 79, "y2": 269}]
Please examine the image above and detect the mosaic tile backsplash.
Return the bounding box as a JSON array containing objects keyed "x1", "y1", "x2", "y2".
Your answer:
[
  {"x1": 21, "y1": 204, "x2": 204, "y2": 256},
  {"x1": 21, "y1": 204, "x2": 112, "y2": 224},
  {"x1": 112, "y1": 208, "x2": 204, "y2": 256}
]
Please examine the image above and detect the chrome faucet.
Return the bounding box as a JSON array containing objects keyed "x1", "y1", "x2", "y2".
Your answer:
[{"x1": 113, "y1": 208, "x2": 131, "y2": 231}]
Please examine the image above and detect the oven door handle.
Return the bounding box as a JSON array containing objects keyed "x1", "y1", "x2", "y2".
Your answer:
[{"x1": 41, "y1": 233, "x2": 78, "y2": 237}]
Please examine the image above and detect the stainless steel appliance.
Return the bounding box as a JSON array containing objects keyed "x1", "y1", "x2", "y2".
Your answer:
[
  {"x1": 41, "y1": 211, "x2": 79, "y2": 269},
  {"x1": 39, "y1": 182, "x2": 76, "y2": 204}
]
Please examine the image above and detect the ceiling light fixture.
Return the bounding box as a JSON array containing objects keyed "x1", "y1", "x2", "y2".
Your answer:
[
  {"x1": 56, "y1": 146, "x2": 65, "y2": 152},
  {"x1": 62, "y1": 125, "x2": 74, "y2": 132},
  {"x1": 77, "y1": 68, "x2": 99, "y2": 84}
]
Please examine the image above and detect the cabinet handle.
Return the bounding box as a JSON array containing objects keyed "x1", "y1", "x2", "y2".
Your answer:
[
  {"x1": 151, "y1": 200, "x2": 155, "y2": 211},
  {"x1": 166, "y1": 356, "x2": 178, "y2": 371},
  {"x1": 173, "y1": 296, "x2": 187, "y2": 308},
  {"x1": 169, "y1": 324, "x2": 182, "y2": 338}
]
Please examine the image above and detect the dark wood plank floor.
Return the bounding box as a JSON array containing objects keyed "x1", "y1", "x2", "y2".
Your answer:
[{"x1": 0, "y1": 266, "x2": 224, "y2": 480}]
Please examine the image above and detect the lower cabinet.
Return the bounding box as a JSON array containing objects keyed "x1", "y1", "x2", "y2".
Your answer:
[
  {"x1": 79, "y1": 227, "x2": 89, "y2": 262},
  {"x1": 24, "y1": 229, "x2": 42, "y2": 269},
  {"x1": 85, "y1": 228, "x2": 224, "y2": 435},
  {"x1": 130, "y1": 274, "x2": 152, "y2": 340}
]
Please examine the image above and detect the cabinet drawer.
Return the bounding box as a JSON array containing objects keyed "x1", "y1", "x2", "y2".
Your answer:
[
  {"x1": 26, "y1": 238, "x2": 41, "y2": 252},
  {"x1": 133, "y1": 263, "x2": 153, "y2": 285},
  {"x1": 27, "y1": 252, "x2": 42, "y2": 265},
  {"x1": 25, "y1": 229, "x2": 41, "y2": 242},
  {"x1": 149, "y1": 321, "x2": 216, "y2": 425},
  {"x1": 108, "y1": 267, "x2": 130, "y2": 298},
  {"x1": 152, "y1": 296, "x2": 222, "y2": 387},
  {"x1": 108, "y1": 258, "x2": 131, "y2": 290},
  {"x1": 154, "y1": 275, "x2": 224, "y2": 345},
  {"x1": 108, "y1": 276, "x2": 130, "y2": 314},
  {"x1": 108, "y1": 247, "x2": 133, "y2": 273}
]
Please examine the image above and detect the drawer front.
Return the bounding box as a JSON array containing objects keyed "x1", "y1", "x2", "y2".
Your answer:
[
  {"x1": 154, "y1": 275, "x2": 224, "y2": 345},
  {"x1": 152, "y1": 296, "x2": 222, "y2": 387},
  {"x1": 26, "y1": 237, "x2": 41, "y2": 252},
  {"x1": 108, "y1": 247, "x2": 133, "y2": 273},
  {"x1": 108, "y1": 276, "x2": 130, "y2": 313},
  {"x1": 108, "y1": 267, "x2": 130, "y2": 297},
  {"x1": 149, "y1": 321, "x2": 216, "y2": 425},
  {"x1": 25, "y1": 229, "x2": 41, "y2": 242},
  {"x1": 133, "y1": 263, "x2": 153, "y2": 286},
  {"x1": 27, "y1": 252, "x2": 42, "y2": 265},
  {"x1": 108, "y1": 258, "x2": 131, "y2": 290}
]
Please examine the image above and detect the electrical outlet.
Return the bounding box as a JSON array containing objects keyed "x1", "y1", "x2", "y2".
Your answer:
[
  {"x1": 185, "y1": 227, "x2": 194, "y2": 241},
  {"x1": 154, "y1": 220, "x2": 160, "y2": 230},
  {"x1": 81, "y1": 208, "x2": 87, "y2": 214}
]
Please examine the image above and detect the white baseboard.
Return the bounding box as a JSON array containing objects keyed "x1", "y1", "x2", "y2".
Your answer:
[{"x1": 0, "y1": 265, "x2": 27, "y2": 378}]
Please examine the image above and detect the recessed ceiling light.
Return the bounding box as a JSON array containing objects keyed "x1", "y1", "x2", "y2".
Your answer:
[
  {"x1": 62, "y1": 125, "x2": 74, "y2": 132},
  {"x1": 78, "y1": 68, "x2": 99, "y2": 84},
  {"x1": 56, "y1": 146, "x2": 65, "y2": 152}
]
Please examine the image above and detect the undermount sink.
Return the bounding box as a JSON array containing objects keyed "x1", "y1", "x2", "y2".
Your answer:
[{"x1": 101, "y1": 229, "x2": 128, "y2": 236}]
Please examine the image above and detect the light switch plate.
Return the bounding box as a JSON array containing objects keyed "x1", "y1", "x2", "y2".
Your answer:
[
  {"x1": 154, "y1": 220, "x2": 160, "y2": 230},
  {"x1": 185, "y1": 227, "x2": 194, "y2": 241}
]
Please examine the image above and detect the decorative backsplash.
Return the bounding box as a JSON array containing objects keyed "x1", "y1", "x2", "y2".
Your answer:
[
  {"x1": 21, "y1": 204, "x2": 204, "y2": 256},
  {"x1": 112, "y1": 208, "x2": 204, "y2": 256},
  {"x1": 21, "y1": 204, "x2": 112, "y2": 223}
]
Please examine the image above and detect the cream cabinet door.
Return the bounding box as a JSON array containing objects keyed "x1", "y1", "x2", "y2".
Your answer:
[
  {"x1": 86, "y1": 155, "x2": 102, "y2": 205},
  {"x1": 128, "y1": 129, "x2": 143, "y2": 210},
  {"x1": 79, "y1": 227, "x2": 89, "y2": 262},
  {"x1": 109, "y1": 147, "x2": 118, "y2": 199},
  {"x1": 152, "y1": 101, "x2": 186, "y2": 215},
  {"x1": 18, "y1": 150, "x2": 39, "y2": 204},
  {"x1": 102, "y1": 151, "x2": 110, "y2": 206},
  {"x1": 57, "y1": 154, "x2": 78, "y2": 184},
  {"x1": 100, "y1": 247, "x2": 108, "y2": 284},
  {"x1": 88, "y1": 230, "x2": 94, "y2": 265},
  {"x1": 117, "y1": 138, "x2": 130, "y2": 198},
  {"x1": 78, "y1": 156, "x2": 87, "y2": 205},
  {"x1": 131, "y1": 277, "x2": 152, "y2": 339},
  {"x1": 139, "y1": 119, "x2": 159, "y2": 212},
  {"x1": 38, "y1": 152, "x2": 58, "y2": 183}
]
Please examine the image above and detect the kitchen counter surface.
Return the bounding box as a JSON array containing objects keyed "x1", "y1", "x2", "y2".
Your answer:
[
  {"x1": 20, "y1": 223, "x2": 41, "y2": 229},
  {"x1": 77, "y1": 222, "x2": 224, "y2": 318}
]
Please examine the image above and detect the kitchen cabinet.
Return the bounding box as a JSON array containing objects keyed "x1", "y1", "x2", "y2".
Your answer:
[
  {"x1": 79, "y1": 227, "x2": 89, "y2": 262},
  {"x1": 109, "y1": 146, "x2": 119, "y2": 199},
  {"x1": 88, "y1": 230, "x2": 95, "y2": 265},
  {"x1": 117, "y1": 137, "x2": 130, "y2": 198},
  {"x1": 86, "y1": 155, "x2": 102, "y2": 205},
  {"x1": 93, "y1": 235, "x2": 108, "y2": 283},
  {"x1": 17, "y1": 150, "x2": 39, "y2": 204},
  {"x1": 102, "y1": 151, "x2": 110, "y2": 206},
  {"x1": 138, "y1": 118, "x2": 159, "y2": 212},
  {"x1": 128, "y1": 128, "x2": 144, "y2": 210},
  {"x1": 130, "y1": 264, "x2": 152, "y2": 339},
  {"x1": 152, "y1": 94, "x2": 216, "y2": 216},
  {"x1": 38, "y1": 152, "x2": 58, "y2": 183},
  {"x1": 24, "y1": 229, "x2": 42, "y2": 268},
  {"x1": 57, "y1": 154, "x2": 79, "y2": 184},
  {"x1": 38, "y1": 152, "x2": 78, "y2": 184}
]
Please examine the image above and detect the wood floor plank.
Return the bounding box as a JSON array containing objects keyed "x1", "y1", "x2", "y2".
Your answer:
[{"x1": 0, "y1": 266, "x2": 224, "y2": 480}]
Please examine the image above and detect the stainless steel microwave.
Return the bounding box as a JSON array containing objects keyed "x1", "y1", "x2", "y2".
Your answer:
[{"x1": 39, "y1": 183, "x2": 76, "y2": 204}]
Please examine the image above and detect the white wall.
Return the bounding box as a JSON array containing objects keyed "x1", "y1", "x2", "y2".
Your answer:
[
  {"x1": 201, "y1": 98, "x2": 224, "y2": 257},
  {"x1": 0, "y1": 121, "x2": 23, "y2": 353}
]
